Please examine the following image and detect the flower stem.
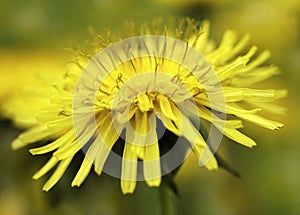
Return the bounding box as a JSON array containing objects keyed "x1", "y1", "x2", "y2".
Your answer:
[{"x1": 160, "y1": 184, "x2": 176, "y2": 215}]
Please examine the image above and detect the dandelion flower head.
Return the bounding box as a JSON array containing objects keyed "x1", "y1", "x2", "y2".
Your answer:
[{"x1": 6, "y1": 17, "x2": 286, "y2": 194}]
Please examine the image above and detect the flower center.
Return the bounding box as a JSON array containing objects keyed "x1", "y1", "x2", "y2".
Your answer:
[{"x1": 96, "y1": 56, "x2": 204, "y2": 112}]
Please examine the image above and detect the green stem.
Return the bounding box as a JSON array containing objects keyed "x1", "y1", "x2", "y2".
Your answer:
[{"x1": 160, "y1": 185, "x2": 176, "y2": 215}]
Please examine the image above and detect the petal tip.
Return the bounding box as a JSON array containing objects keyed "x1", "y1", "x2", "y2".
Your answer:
[
  {"x1": 146, "y1": 178, "x2": 162, "y2": 188},
  {"x1": 200, "y1": 157, "x2": 219, "y2": 170},
  {"x1": 94, "y1": 167, "x2": 102, "y2": 176},
  {"x1": 121, "y1": 180, "x2": 136, "y2": 195},
  {"x1": 71, "y1": 181, "x2": 79, "y2": 187},
  {"x1": 32, "y1": 172, "x2": 41, "y2": 180},
  {"x1": 42, "y1": 186, "x2": 50, "y2": 192},
  {"x1": 29, "y1": 149, "x2": 36, "y2": 155},
  {"x1": 11, "y1": 139, "x2": 22, "y2": 150}
]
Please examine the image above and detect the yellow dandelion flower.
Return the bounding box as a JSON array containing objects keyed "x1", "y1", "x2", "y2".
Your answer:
[{"x1": 6, "y1": 17, "x2": 286, "y2": 194}]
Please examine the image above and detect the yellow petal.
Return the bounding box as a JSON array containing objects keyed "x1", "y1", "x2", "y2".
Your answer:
[
  {"x1": 196, "y1": 97, "x2": 261, "y2": 115},
  {"x1": 157, "y1": 94, "x2": 177, "y2": 121},
  {"x1": 33, "y1": 157, "x2": 59, "y2": 180},
  {"x1": 196, "y1": 105, "x2": 243, "y2": 129},
  {"x1": 42, "y1": 156, "x2": 73, "y2": 191},
  {"x1": 134, "y1": 110, "x2": 149, "y2": 134},
  {"x1": 274, "y1": 89, "x2": 287, "y2": 99},
  {"x1": 53, "y1": 141, "x2": 81, "y2": 160},
  {"x1": 245, "y1": 50, "x2": 271, "y2": 71},
  {"x1": 143, "y1": 115, "x2": 161, "y2": 187},
  {"x1": 193, "y1": 20, "x2": 210, "y2": 53},
  {"x1": 235, "y1": 112, "x2": 284, "y2": 130},
  {"x1": 171, "y1": 104, "x2": 217, "y2": 170},
  {"x1": 155, "y1": 112, "x2": 180, "y2": 136},
  {"x1": 245, "y1": 101, "x2": 287, "y2": 115},
  {"x1": 47, "y1": 117, "x2": 72, "y2": 132},
  {"x1": 231, "y1": 66, "x2": 279, "y2": 86},
  {"x1": 116, "y1": 105, "x2": 137, "y2": 124},
  {"x1": 216, "y1": 61, "x2": 246, "y2": 82},
  {"x1": 53, "y1": 119, "x2": 96, "y2": 160},
  {"x1": 121, "y1": 143, "x2": 138, "y2": 194},
  {"x1": 181, "y1": 101, "x2": 256, "y2": 148},
  {"x1": 197, "y1": 146, "x2": 218, "y2": 170},
  {"x1": 94, "y1": 115, "x2": 122, "y2": 175},
  {"x1": 136, "y1": 93, "x2": 153, "y2": 112},
  {"x1": 144, "y1": 142, "x2": 161, "y2": 187},
  {"x1": 35, "y1": 108, "x2": 70, "y2": 123},
  {"x1": 126, "y1": 121, "x2": 145, "y2": 159},
  {"x1": 219, "y1": 29, "x2": 238, "y2": 49},
  {"x1": 220, "y1": 33, "x2": 251, "y2": 64},
  {"x1": 30, "y1": 129, "x2": 75, "y2": 155},
  {"x1": 71, "y1": 133, "x2": 104, "y2": 186},
  {"x1": 224, "y1": 128, "x2": 256, "y2": 147},
  {"x1": 12, "y1": 124, "x2": 53, "y2": 150},
  {"x1": 197, "y1": 105, "x2": 255, "y2": 147},
  {"x1": 129, "y1": 110, "x2": 153, "y2": 159}
]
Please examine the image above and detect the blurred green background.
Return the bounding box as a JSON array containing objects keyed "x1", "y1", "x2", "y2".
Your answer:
[{"x1": 0, "y1": 0, "x2": 299, "y2": 214}]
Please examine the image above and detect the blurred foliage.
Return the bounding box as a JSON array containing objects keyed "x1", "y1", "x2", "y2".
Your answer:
[
  {"x1": 0, "y1": 0, "x2": 178, "y2": 49},
  {"x1": 0, "y1": 0, "x2": 300, "y2": 214}
]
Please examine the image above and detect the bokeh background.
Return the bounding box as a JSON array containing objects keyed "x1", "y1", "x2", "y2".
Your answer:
[{"x1": 0, "y1": 0, "x2": 299, "y2": 214}]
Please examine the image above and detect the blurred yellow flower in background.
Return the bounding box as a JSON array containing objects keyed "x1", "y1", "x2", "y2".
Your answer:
[
  {"x1": 0, "y1": 51, "x2": 67, "y2": 126},
  {"x1": 2, "y1": 17, "x2": 286, "y2": 195}
]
